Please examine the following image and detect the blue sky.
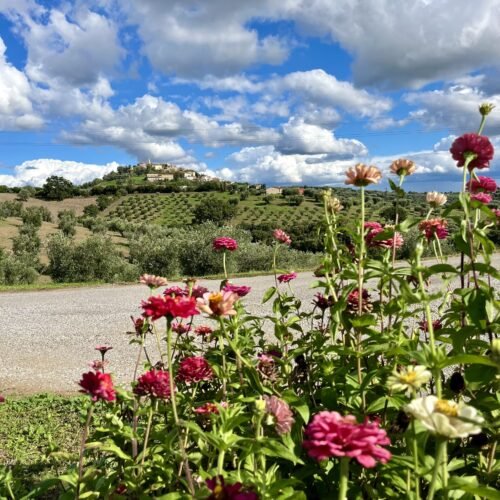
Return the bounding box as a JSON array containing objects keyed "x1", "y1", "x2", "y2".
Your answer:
[{"x1": 0, "y1": 0, "x2": 500, "y2": 191}]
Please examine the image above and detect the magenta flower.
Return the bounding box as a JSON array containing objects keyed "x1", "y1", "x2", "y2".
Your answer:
[
  {"x1": 471, "y1": 192, "x2": 493, "y2": 204},
  {"x1": 163, "y1": 286, "x2": 188, "y2": 297},
  {"x1": 134, "y1": 369, "x2": 172, "y2": 399},
  {"x1": 303, "y1": 411, "x2": 392, "y2": 467},
  {"x1": 190, "y1": 285, "x2": 209, "y2": 298},
  {"x1": 172, "y1": 322, "x2": 191, "y2": 334},
  {"x1": 277, "y1": 272, "x2": 297, "y2": 283},
  {"x1": 206, "y1": 476, "x2": 258, "y2": 500},
  {"x1": 365, "y1": 222, "x2": 404, "y2": 249},
  {"x1": 450, "y1": 133, "x2": 494, "y2": 170},
  {"x1": 213, "y1": 237, "x2": 238, "y2": 251},
  {"x1": 95, "y1": 344, "x2": 113, "y2": 356},
  {"x1": 195, "y1": 325, "x2": 214, "y2": 336},
  {"x1": 468, "y1": 176, "x2": 497, "y2": 193},
  {"x1": 177, "y1": 356, "x2": 214, "y2": 384},
  {"x1": 223, "y1": 283, "x2": 251, "y2": 297},
  {"x1": 313, "y1": 293, "x2": 333, "y2": 311},
  {"x1": 418, "y1": 319, "x2": 443, "y2": 332},
  {"x1": 264, "y1": 395, "x2": 295, "y2": 435},
  {"x1": 79, "y1": 371, "x2": 116, "y2": 402},
  {"x1": 418, "y1": 218, "x2": 448, "y2": 241},
  {"x1": 141, "y1": 295, "x2": 199, "y2": 320},
  {"x1": 346, "y1": 288, "x2": 372, "y2": 313},
  {"x1": 273, "y1": 228, "x2": 292, "y2": 245},
  {"x1": 139, "y1": 274, "x2": 168, "y2": 288}
]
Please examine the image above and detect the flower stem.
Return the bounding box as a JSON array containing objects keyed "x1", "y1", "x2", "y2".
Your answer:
[
  {"x1": 338, "y1": 457, "x2": 350, "y2": 500},
  {"x1": 218, "y1": 319, "x2": 228, "y2": 397},
  {"x1": 76, "y1": 404, "x2": 94, "y2": 499},
  {"x1": 223, "y1": 251, "x2": 228, "y2": 280},
  {"x1": 357, "y1": 186, "x2": 366, "y2": 411},
  {"x1": 139, "y1": 399, "x2": 157, "y2": 473},
  {"x1": 428, "y1": 439, "x2": 447, "y2": 500},
  {"x1": 411, "y1": 420, "x2": 421, "y2": 500}
]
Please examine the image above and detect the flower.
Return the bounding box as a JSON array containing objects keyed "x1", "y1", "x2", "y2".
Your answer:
[
  {"x1": 345, "y1": 163, "x2": 382, "y2": 187},
  {"x1": 263, "y1": 395, "x2": 295, "y2": 434},
  {"x1": 197, "y1": 291, "x2": 239, "y2": 316},
  {"x1": 303, "y1": 411, "x2": 392, "y2": 467},
  {"x1": 177, "y1": 356, "x2": 214, "y2": 383},
  {"x1": 190, "y1": 285, "x2": 209, "y2": 298},
  {"x1": 0, "y1": 395, "x2": 5, "y2": 404},
  {"x1": 426, "y1": 191, "x2": 447, "y2": 208},
  {"x1": 273, "y1": 228, "x2": 292, "y2": 245},
  {"x1": 134, "y1": 369, "x2": 172, "y2": 399},
  {"x1": 418, "y1": 218, "x2": 448, "y2": 241},
  {"x1": 223, "y1": 283, "x2": 251, "y2": 297},
  {"x1": 364, "y1": 222, "x2": 403, "y2": 249},
  {"x1": 95, "y1": 344, "x2": 113, "y2": 356},
  {"x1": 277, "y1": 272, "x2": 297, "y2": 283},
  {"x1": 79, "y1": 371, "x2": 116, "y2": 402},
  {"x1": 89, "y1": 359, "x2": 109, "y2": 372},
  {"x1": 492, "y1": 208, "x2": 500, "y2": 221},
  {"x1": 471, "y1": 192, "x2": 492, "y2": 204},
  {"x1": 405, "y1": 396, "x2": 483, "y2": 438},
  {"x1": 194, "y1": 402, "x2": 228, "y2": 415},
  {"x1": 387, "y1": 365, "x2": 432, "y2": 394},
  {"x1": 389, "y1": 158, "x2": 416, "y2": 176},
  {"x1": 450, "y1": 133, "x2": 494, "y2": 170},
  {"x1": 141, "y1": 295, "x2": 199, "y2": 320},
  {"x1": 195, "y1": 325, "x2": 214, "y2": 336},
  {"x1": 206, "y1": 476, "x2": 258, "y2": 500},
  {"x1": 479, "y1": 102, "x2": 495, "y2": 116},
  {"x1": 468, "y1": 176, "x2": 497, "y2": 193},
  {"x1": 172, "y1": 322, "x2": 191, "y2": 334},
  {"x1": 213, "y1": 237, "x2": 238, "y2": 251},
  {"x1": 139, "y1": 274, "x2": 168, "y2": 288},
  {"x1": 163, "y1": 286, "x2": 188, "y2": 297},
  {"x1": 346, "y1": 288, "x2": 372, "y2": 313},
  {"x1": 418, "y1": 319, "x2": 443, "y2": 332},
  {"x1": 313, "y1": 292, "x2": 333, "y2": 311},
  {"x1": 130, "y1": 316, "x2": 147, "y2": 336}
]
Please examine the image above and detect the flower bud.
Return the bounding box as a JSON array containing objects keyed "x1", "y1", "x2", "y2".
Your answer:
[
  {"x1": 479, "y1": 102, "x2": 495, "y2": 117},
  {"x1": 449, "y1": 371, "x2": 466, "y2": 394},
  {"x1": 255, "y1": 398, "x2": 266, "y2": 413}
]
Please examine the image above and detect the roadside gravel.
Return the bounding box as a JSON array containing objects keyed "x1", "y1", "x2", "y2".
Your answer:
[{"x1": 1, "y1": 254, "x2": 498, "y2": 395}]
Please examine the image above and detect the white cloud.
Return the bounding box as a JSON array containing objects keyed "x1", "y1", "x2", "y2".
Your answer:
[
  {"x1": 0, "y1": 37, "x2": 43, "y2": 130},
  {"x1": 0, "y1": 159, "x2": 119, "y2": 187}
]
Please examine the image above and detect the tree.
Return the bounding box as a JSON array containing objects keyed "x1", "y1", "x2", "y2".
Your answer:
[
  {"x1": 39, "y1": 176, "x2": 74, "y2": 201},
  {"x1": 193, "y1": 197, "x2": 238, "y2": 225}
]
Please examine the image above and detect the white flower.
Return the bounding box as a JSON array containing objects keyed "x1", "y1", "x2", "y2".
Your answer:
[
  {"x1": 387, "y1": 365, "x2": 432, "y2": 394},
  {"x1": 426, "y1": 191, "x2": 447, "y2": 207},
  {"x1": 405, "y1": 396, "x2": 483, "y2": 439}
]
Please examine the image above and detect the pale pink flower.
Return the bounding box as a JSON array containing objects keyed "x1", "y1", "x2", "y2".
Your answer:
[
  {"x1": 345, "y1": 164, "x2": 382, "y2": 187},
  {"x1": 139, "y1": 274, "x2": 168, "y2": 288},
  {"x1": 273, "y1": 229, "x2": 292, "y2": 245},
  {"x1": 390, "y1": 158, "x2": 416, "y2": 176},
  {"x1": 264, "y1": 395, "x2": 295, "y2": 435},
  {"x1": 197, "y1": 291, "x2": 239, "y2": 316}
]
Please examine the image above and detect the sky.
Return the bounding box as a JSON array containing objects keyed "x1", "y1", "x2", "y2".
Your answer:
[{"x1": 0, "y1": 0, "x2": 500, "y2": 191}]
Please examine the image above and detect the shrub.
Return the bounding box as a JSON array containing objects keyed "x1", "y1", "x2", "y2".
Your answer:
[
  {"x1": 83, "y1": 204, "x2": 99, "y2": 218},
  {"x1": 39, "y1": 176, "x2": 74, "y2": 201},
  {"x1": 193, "y1": 197, "x2": 238, "y2": 225},
  {"x1": 0, "y1": 200, "x2": 23, "y2": 218},
  {"x1": 12, "y1": 224, "x2": 41, "y2": 264},
  {"x1": 0, "y1": 249, "x2": 38, "y2": 285},
  {"x1": 57, "y1": 209, "x2": 77, "y2": 237}
]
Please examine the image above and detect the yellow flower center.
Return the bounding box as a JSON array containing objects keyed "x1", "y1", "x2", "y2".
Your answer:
[
  {"x1": 208, "y1": 293, "x2": 223, "y2": 314},
  {"x1": 435, "y1": 399, "x2": 458, "y2": 417},
  {"x1": 400, "y1": 371, "x2": 418, "y2": 384}
]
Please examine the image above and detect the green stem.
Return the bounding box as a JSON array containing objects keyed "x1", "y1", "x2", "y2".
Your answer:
[
  {"x1": 357, "y1": 186, "x2": 366, "y2": 410},
  {"x1": 218, "y1": 319, "x2": 228, "y2": 397},
  {"x1": 411, "y1": 420, "x2": 421, "y2": 500},
  {"x1": 222, "y1": 251, "x2": 228, "y2": 280},
  {"x1": 338, "y1": 457, "x2": 350, "y2": 500},
  {"x1": 139, "y1": 399, "x2": 157, "y2": 473},
  {"x1": 428, "y1": 439, "x2": 447, "y2": 500},
  {"x1": 217, "y1": 449, "x2": 226, "y2": 475},
  {"x1": 76, "y1": 404, "x2": 94, "y2": 500}
]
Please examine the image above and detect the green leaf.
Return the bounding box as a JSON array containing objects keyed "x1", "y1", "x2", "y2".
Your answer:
[
  {"x1": 427, "y1": 264, "x2": 459, "y2": 274},
  {"x1": 350, "y1": 314, "x2": 377, "y2": 328},
  {"x1": 440, "y1": 354, "x2": 497, "y2": 368},
  {"x1": 262, "y1": 286, "x2": 276, "y2": 304}
]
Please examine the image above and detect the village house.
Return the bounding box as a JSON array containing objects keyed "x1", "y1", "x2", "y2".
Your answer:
[
  {"x1": 146, "y1": 173, "x2": 175, "y2": 182},
  {"x1": 265, "y1": 187, "x2": 282, "y2": 195}
]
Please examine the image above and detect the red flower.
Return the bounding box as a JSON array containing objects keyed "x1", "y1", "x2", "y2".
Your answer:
[
  {"x1": 418, "y1": 218, "x2": 448, "y2": 241},
  {"x1": 223, "y1": 283, "x2": 251, "y2": 297},
  {"x1": 172, "y1": 322, "x2": 191, "y2": 334},
  {"x1": 177, "y1": 356, "x2": 214, "y2": 384},
  {"x1": 191, "y1": 285, "x2": 209, "y2": 298},
  {"x1": 213, "y1": 237, "x2": 238, "y2": 251},
  {"x1": 195, "y1": 325, "x2": 214, "y2": 336},
  {"x1": 365, "y1": 222, "x2": 404, "y2": 249},
  {"x1": 273, "y1": 228, "x2": 292, "y2": 245},
  {"x1": 141, "y1": 295, "x2": 199, "y2": 320},
  {"x1": 194, "y1": 401, "x2": 228, "y2": 415},
  {"x1": 313, "y1": 293, "x2": 333, "y2": 311},
  {"x1": 418, "y1": 319, "x2": 443, "y2": 332},
  {"x1": 347, "y1": 288, "x2": 372, "y2": 313},
  {"x1": 277, "y1": 272, "x2": 297, "y2": 283},
  {"x1": 263, "y1": 395, "x2": 295, "y2": 435},
  {"x1": 163, "y1": 286, "x2": 188, "y2": 297},
  {"x1": 134, "y1": 369, "x2": 172, "y2": 399},
  {"x1": 0, "y1": 395, "x2": 5, "y2": 404},
  {"x1": 468, "y1": 176, "x2": 497, "y2": 193},
  {"x1": 206, "y1": 476, "x2": 258, "y2": 500},
  {"x1": 303, "y1": 411, "x2": 392, "y2": 467},
  {"x1": 130, "y1": 316, "x2": 146, "y2": 335},
  {"x1": 450, "y1": 133, "x2": 494, "y2": 170},
  {"x1": 79, "y1": 371, "x2": 116, "y2": 402},
  {"x1": 471, "y1": 192, "x2": 492, "y2": 204}
]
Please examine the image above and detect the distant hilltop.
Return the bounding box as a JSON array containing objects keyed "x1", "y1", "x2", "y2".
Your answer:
[{"x1": 136, "y1": 161, "x2": 215, "y2": 183}]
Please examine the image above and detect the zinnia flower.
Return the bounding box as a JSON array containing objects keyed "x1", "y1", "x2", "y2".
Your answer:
[
  {"x1": 206, "y1": 476, "x2": 258, "y2": 500},
  {"x1": 177, "y1": 356, "x2": 214, "y2": 383},
  {"x1": 172, "y1": 322, "x2": 191, "y2": 334},
  {"x1": 130, "y1": 316, "x2": 147, "y2": 336},
  {"x1": 450, "y1": 133, "x2": 494, "y2": 170},
  {"x1": 89, "y1": 359, "x2": 108, "y2": 372},
  {"x1": 223, "y1": 283, "x2": 251, "y2": 297},
  {"x1": 426, "y1": 191, "x2": 447, "y2": 208},
  {"x1": 471, "y1": 192, "x2": 492, "y2": 204},
  {"x1": 405, "y1": 396, "x2": 483, "y2": 438},
  {"x1": 134, "y1": 369, "x2": 172, "y2": 399},
  {"x1": 141, "y1": 295, "x2": 199, "y2": 320},
  {"x1": 79, "y1": 371, "x2": 116, "y2": 402},
  {"x1": 190, "y1": 285, "x2": 209, "y2": 298},
  {"x1": 273, "y1": 228, "x2": 292, "y2": 245},
  {"x1": 213, "y1": 237, "x2": 238, "y2": 251},
  {"x1": 387, "y1": 365, "x2": 432, "y2": 394},
  {"x1": 303, "y1": 411, "x2": 392, "y2": 467},
  {"x1": 277, "y1": 272, "x2": 297, "y2": 283},
  {"x1": 364, "y1": 222, "x2": 403, "y2": 249},
  {"x1": 492, "y1": 208, "x2": 500, "y2": 221},
  {"x1": 389, "y1": 158, "x2": 416, "y2": 176},
  {"x1": 194, "y1": 402, "x2": 228, "y2": 415},
  {"x1": 418, "y1": 218, "x2": 448, "y2": 241},
  {"x1": 418, "y1": 319, "x2": 443, "y2": 332},
  {"x1": 345, "y1": 163, "x2": 382, "y2": 187},
  {"x1": 313, "y1": 292, "x2": 333, "y2": 311},
  {"x1": 346, "y1": 288, "x2": 372, "y2": 313},
  {"x1": 163, "y1": 286, "x2": 188, "y2": 297},
  {"x1": 197, "y1": 291, "x2": 239, "y2": 316},
  {"x1": 468, "y1": 176, "x2": 497, "y2": 193},
  {"x1": 0, "y1": 395, "x2": 5, "y2": 404},
  {"x1": 195, "y1": 325, "x2": 214, "y2": 336},
  {"x1": 263, "y1": 395, "x2": 295, "y2": 435},
  {"x1": 139, "y1": 274, "x2": 168, "y2": 288}
]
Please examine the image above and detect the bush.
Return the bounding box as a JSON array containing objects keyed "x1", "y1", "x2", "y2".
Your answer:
[
  {"x1": 12, "y1": 224, "x2": 41, "y2": 264},
  {"x1": 288, "y1": 195, "x2": 305, "y2": 206},
  {"x1": 193, "y1": 197, "x2": 238, "y2": 225},
  {"x1": 0, "y1": 200, "x2": 23, "y2": 218},
  {"x1": 58, "y1": 209, "x2": 77, "y2": 237},
  {"x1": 39, "y1": 176, "x2": 74, "y2": 201},
  {"x1": 83, "y1": 204, "x2": 99, "y2": 218},
  {"x1": 0, "y1": 249, "x2": 38, "y2": 285}
]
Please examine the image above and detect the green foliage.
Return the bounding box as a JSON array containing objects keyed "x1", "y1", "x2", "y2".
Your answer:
[
  {"x1": 57, "y1": 209, "x2": 77, "y2": 237},
  {"x1": 82, "y1": 204, "x2": 99, "y2": 218},
  {"x1": 0, "y1": 248, "x2": 38, "y2": 284},
  {"x1": 39, "y1": 176, "x2": 74, "y2": 201},
  {"x1": 0, "y1": 200, "x2": 23, "y2": 218},
  {"x1": 193, "y1": 196, "x2": 238, "y2": 225}
]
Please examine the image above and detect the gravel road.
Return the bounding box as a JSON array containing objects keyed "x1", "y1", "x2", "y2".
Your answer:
[{"x1": 1, "y1": 254, "x2": 498, "y2": 395}]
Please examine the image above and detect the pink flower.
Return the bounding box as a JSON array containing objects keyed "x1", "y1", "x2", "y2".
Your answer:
[
  {"x1": 468, "y1": 176, "x2": 497, "y2": 193},
  {"x1": 89, "y1": 359, "x2": 109, "y2": 372},
  {"x1": 264, "y1": 395, "x2": 295, "y2": 435},
  {"x1": 206, "y1": 476, "x2": 258, "y2": 500},
  {"x1": 194, "y1": 401, "x2": 228, "y2": 415},
  {"x1": 303, "y1": 411, "x2": 392, "y2": 467},
  {"x1": 79, "y1": 371, "x2": 116, "y2": 402},
  {"x1": 213, "y1": 237, "x2": 238, "y2": 251},
  {"x1": 197, "y1": 291, "x2": 239, "y2": 316},
  {"x1": 364, "y1": 222, "x2": 404, "y2": 249},
  {"x1": 163, "y1": 286, "x2": 188, "y2": 297},
  {"x1": 139, "y1": 274, "x2": 168, "y2": 288},
  {"x1": 0, "y1": 395, "x2": 5, "y2": 404},
  {"x1": 273, "y1": 228, "x2": 292, "y2": 245},
  {"x1": 130, "y1": 316, "x2": 146, "y2": 335},
  {"x1": 172, "y1": 322, "x2": 191, "y2": 334},
  {"x1": 195, "y1": 325, "x2": 214, "y2": 336},
  {"x1": 418, "y1": 218, "x2": 448, "y2": 241},
  {"x1": 223, "y1": 283, "x2": 251, "y2": 297},
  {"x1": 134, "y1": 369, "x2": 172, "y2": 399},
  {"x1": 492, "y1": 208, "x2": 500, "y2": 221},
  {"x1": 95, "y1": 344, "x2": 113, "y2": 356},
  {"x1": 450, "y1": 133, "x2": 494, "y2": 170},
  {"x1": 313, "y1": 293, "x2": 333, "y2": 311},
  {"x1": 471, "y1": 192, "x2": 493, "y2": 204},
  {"x1": 177, "y1": 356, "x2": 214, "y2": 384},
  {"x1": 141, "y1": 295, "x2": 199, "y2": 320},
  {"x1": 418, "y1": 319, "x2": 443, "y2": 332},
  {"x1": 190, "y1": 285, "x2": 209, "y2": 298},
  {"x1": 347, "y1": 288, "x2": 372, "y2": 313},
  {"x1": 277, "y1": 272, "x2": 297, "y2": 283}
]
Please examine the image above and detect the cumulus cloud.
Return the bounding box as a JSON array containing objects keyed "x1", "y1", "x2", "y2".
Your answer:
[{"x1": 0, "y1": 159, "x2": 119, "y2": 187}]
